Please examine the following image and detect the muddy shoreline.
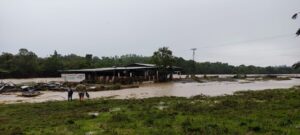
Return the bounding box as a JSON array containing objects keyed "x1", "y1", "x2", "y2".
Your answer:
[{"x1": 1, "y1": 78, "x2": 300, "y2": 104}]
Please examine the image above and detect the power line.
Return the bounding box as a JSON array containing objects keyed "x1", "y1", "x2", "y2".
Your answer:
[
  {"x1": 181, "y1": 33, "x2": 297, "y2": 62},
  {"x1": 200, "y1": 33, "x2": 294, "y2": 49},
  {"x1": 181, "y1": 33, "x2": 295, "y2": 53}
]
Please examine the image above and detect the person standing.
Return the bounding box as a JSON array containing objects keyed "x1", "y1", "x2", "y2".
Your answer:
[
  {"x1": 76, "y1": 84, "x2": 86, "y2": 101},
  {"x1": 85, "y1": 91, "x2": 90, "y2": 99},
  {"x1": 67, "y1": 87, "x2": 73, "y2": 101}
]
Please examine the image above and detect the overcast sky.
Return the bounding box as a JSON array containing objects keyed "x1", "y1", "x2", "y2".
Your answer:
[{"x1": 0, "y1": 0, "x2": 299, "y2": 67}]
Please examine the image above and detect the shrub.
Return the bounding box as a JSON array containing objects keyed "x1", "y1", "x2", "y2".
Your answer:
[
  {"x1": 109, "y1": 113, "x2": 131, "y2": 122},
  {"x1": 106, "y1": 84, "x2": 121, "y2": 90}
]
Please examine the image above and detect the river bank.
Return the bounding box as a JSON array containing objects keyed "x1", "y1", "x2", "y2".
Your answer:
[
  {"x1": 0, "y1": 87, "x2": 299, "y2": 134},
  {"x1": 1, "y1": 74, "x2": 300, "y2": 84},
  {"x1": 1, "y1": 78, "x2": 300, "y2": 104}
]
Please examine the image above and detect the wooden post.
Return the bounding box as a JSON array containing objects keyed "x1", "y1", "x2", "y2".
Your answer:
[
  {"x1": 104, "y1": 76, "x2": 107, "y2": 84},
  {"x1": 179, "y1": 72, "x2": 182, "y2": 79},
  {"x1": 110, "y1": 76, "x2": 113, "y2": 83},
  {"x1": 156, "y1": 70, "x2": 159, "y2": 81}
]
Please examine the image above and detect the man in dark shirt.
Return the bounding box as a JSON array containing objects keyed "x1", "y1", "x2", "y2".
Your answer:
[
  {"x1": 85, "y1": 91, "x2": 90, "y2": 99},
  {"x1": 67, "y1": 87, "x2": 73, "y2": 101}
]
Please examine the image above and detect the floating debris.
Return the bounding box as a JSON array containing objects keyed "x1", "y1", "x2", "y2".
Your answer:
[
  {"x1": 85, "y1": 131, "x2": 96, "y2": 135},
  {"x1": 110, "y1": 107, "x2": 121, "y2": 112},
  {"x1": 0, "y1": 82, "x2": 19, "y2": 92},
  {"x1": 159, "y1": 101, "x2": 165, "y2": 105},
  {"x1": 20, "y1": 86, "x2": 42, "y2": 97},
  {"x1": 88, "y1": 112, "x2": 99, "y2": 117},
  {"x1": 21, "y1": 91, "x2": 42, "y2": 97},
  {"x1": 156, "y1": 105, "x2": 168, "y2": 110}
]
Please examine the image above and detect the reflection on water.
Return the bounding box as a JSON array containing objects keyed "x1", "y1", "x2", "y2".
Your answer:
[{"x1": 1, "y1": 79, "x2": 300, "y2": 104}]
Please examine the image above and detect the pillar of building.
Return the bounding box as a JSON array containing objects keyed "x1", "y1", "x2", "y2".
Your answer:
[
  {"x1": 179, "y1": 72, "x2": 182, "y2": 79},
  {"x1": 103, "y1": 76, "x2": 107, "y2": 84},
  {"x1": 156, "y1": 70, "x2": 159, "y2": 81}
]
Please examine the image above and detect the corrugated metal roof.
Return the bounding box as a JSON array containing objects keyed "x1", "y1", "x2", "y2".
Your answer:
[
  {"x1": 126, "y1": 63, "x2": 156, "y2": 67},
  {"x1": 60, "y1": 66, "x2": 155, "y2": 73},
  {"x1": 60, "y1": 63, "x2": 182, "y2": 73},
  {"x1": 126, "y1": 63, "x2": 181, "y2": 69}
]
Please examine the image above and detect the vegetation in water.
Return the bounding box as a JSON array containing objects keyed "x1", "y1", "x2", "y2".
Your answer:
[{"x1": 0, "y1": 87, "x2": 300, "y2": 134}]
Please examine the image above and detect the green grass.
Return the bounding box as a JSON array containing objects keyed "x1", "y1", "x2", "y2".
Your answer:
[{"x1": 1, "y1": 87, "x2": 300, "y2": 135}]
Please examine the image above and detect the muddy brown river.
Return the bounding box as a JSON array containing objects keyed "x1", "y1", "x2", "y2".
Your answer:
[{"x1": 1, "y1": 78, "x2": 300, "y2": 104}]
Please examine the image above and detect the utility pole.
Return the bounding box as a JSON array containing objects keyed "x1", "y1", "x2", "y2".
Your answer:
[{"x1": 191, "y1": 48, "x2": 197, "y2": 76}]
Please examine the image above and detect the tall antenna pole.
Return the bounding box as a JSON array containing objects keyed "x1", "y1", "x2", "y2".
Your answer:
[{"x1": 191, "y1": 48, "x2": 197, "y2": 76}]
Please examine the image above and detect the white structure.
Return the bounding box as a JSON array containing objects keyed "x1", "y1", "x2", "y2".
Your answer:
[{"x1": 61, "y1": 74, "x2": 85, "y2": 82}]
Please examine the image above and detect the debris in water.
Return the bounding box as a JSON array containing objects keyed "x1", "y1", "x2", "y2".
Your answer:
[
  {"x1": 110, "y1": 107, "x2": 121, "y2": 112},
  {"x1": 85, "y1": 131, "x2": 96, "y2": 135},
  {"x1": 88, "y1": 112, "x2": 99, "y2": 117},
  {"x1": 20, "y1": 86, "x2": 42, "y2": 97}
]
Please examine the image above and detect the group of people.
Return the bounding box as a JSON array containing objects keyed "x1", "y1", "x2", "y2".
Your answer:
[{"x1": 67, "y1": 84, "x2": 90, "y2": 101}]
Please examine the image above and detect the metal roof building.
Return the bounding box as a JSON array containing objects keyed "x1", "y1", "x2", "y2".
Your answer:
[{"x1": 60, "y1": 63, "x2": 182, "y2": 83}]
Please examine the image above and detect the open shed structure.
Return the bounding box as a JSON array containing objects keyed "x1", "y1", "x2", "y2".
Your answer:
[{"x1": 60, "y1": 63, "x2": 182, "y2": 84}]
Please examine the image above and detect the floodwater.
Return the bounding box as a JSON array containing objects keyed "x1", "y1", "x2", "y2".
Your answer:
[
  {"x1": 1, "y1": 78, "x2": 63, "y2": 84},
  {"x1": 1, "y1": 78, "x2": 300, "y2": 104},
  {"x1": 1, "y1": 74, "x2": 300, "y2": 84},
  {"x1": 173, "y1": 74, "x2": 300, "y2": 79}
]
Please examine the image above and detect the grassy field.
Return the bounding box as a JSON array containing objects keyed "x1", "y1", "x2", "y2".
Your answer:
[{"x1": 0, "y1": 87, "x2": 300, "y2": 135}]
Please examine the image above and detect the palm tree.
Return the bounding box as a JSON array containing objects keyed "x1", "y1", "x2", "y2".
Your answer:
[
  {"x1": 292, "y1": 12, "x2": 300, "y2": 36},
  {"x1": 293, "y1": 62, "x2": 300, "y2": 69},
  {"x1": 292, "y1": 13, "x2": 300, "y2": 69},
  {"x1": 152, "y1": 47, "x2": 174, "y2": 81}
]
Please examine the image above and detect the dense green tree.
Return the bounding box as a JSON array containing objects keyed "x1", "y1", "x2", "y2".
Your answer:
[
  {"x1": 43, "y1": 50, "x2": 64, "y2": 76},
  {"x1": 152, "y1": 47, "x2": 174, "y2": 68},
  {"x1": 85, "y1": 54, "x2": 93, "y2": 68},
  {"x1": 0, "y1": 48, "x2": 299, "y2": 78},
  {"x1": 293, "y1": 62, "x2": 300, "y2": 69},
  {"x1": 0, "y1": 53, "x2": 14, "y2": 73},
  {"x1": 152, "y1": 47, "x2": 174, "y2": 81},
  {"x1": 11, "y1": 49, "x2": 40, "y2": 77}
]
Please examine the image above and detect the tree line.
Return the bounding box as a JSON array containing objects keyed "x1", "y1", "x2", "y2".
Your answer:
[{"x1": 0, "y1": 48, "x2": 299, "y2": 78}]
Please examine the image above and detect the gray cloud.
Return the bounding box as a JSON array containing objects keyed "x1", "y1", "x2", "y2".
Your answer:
[{"x1": 1, "y1": 0, "x2": 300, "y2": 66}]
